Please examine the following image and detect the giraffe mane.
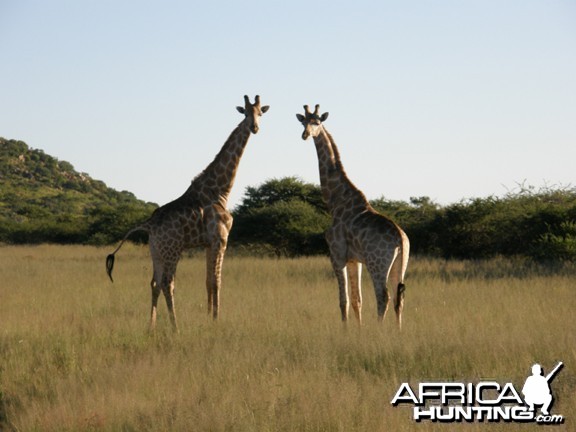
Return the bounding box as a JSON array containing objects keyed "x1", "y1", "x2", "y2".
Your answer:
[
  {"x1": 323, "y1": 130, "x2": 345, "y2": 171},
  {"x1": 190, "y1": 124, "x2": 242, "y2": 185},
  {"x1": 322, "y1": 128, "x2": 370, "y2": 205}
]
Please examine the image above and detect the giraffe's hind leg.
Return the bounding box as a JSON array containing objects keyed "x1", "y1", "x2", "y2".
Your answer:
[
  {"x1": 150, "y1": 260, "x2": 179, "y2": 332},
  {"x1": 347, "y1": 261, "x2": 362, "y2": 324},
  {"x1": 367, "y1": 264, "x2": 391, "y2": 322},
  {"x1": 149, "y1": 242, "x2": 179, "y2": 332},
  {"x1": 368, "y1": 248, "x2": 400, "y2": 323},
  {"x1": 161, "y1": 271, "x2": 178, "y2": 332},
  {"x1": 328, "y1": 255, "x2": 348, "y2": 322},
  {"x1": 149, "y1": 273, "x2": 161, "y2": 332},
  {"x1": 373, "y1": 277, "x2": 390, "y2": 322}
]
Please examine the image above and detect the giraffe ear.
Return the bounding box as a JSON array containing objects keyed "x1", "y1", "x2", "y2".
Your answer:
[
  {"x1": 261, "y1": 105, "x2": 270, "y2": 113},
  {"x1": 296, "y1": 114, "x2": 305, "y2": 122},
  {"x1": 320, "y1": 112, "x2": 329, "y2": 122},
  {"x1": 236, "y1": 106, "x2": 245, "y2": 114}
]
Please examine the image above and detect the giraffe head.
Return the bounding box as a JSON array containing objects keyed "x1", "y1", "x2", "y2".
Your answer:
[
  {"x1": 296, "y1": 104, "x2": 329, "y2": 140},
  {"x1": 236, "y1": 95, "x2": 269, "y2": 134}
]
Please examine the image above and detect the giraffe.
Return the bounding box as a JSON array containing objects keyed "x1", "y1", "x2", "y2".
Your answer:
[
  {"x1": 106, "y1": 95, "x2": 269, "y2": 331},
  {"x1": 296, "y1": 104, "x2": 410, "y2": 327}
]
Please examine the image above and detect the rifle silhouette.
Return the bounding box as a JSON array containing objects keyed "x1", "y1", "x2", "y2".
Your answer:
[{"x1": 545, "y1": 362, "x2": 563, "y2": 382}]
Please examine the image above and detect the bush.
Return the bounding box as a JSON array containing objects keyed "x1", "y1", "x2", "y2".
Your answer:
[{"x1": 532, "y1": 221, "x2": 576, "y2": 262}]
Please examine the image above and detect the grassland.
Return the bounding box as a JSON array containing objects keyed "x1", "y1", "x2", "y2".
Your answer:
[{"x1": 1, "y1": 245, "x2": 575, "y2": 431}]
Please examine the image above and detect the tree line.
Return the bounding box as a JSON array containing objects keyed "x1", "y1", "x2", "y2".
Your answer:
[
  {"x1": 230, "y1": 177, "x2": 576, "y2": 262},
  {"x1": 1, "y1": 139, "x2": 575, "y2": 261}
]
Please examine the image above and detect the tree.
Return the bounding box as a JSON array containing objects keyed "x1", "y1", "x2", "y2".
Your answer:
[
  {"x1": 231, "y1": 177, "x2": 330, "y2": 256},
  {"x1": 235, "y1": 177, "x2": 326, "y2": 216}
]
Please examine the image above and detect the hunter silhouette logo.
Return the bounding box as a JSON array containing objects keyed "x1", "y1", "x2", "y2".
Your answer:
[
  {"x1": 391, "y1": 361, "x2": 565, "y2": 425},
  {"x1": 522, "y1": 362, "x2": 563, "y2": 417}
]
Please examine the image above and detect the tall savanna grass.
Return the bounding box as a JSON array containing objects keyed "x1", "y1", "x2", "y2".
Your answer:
[{"x1": 1, "y1": 245, "x2": 575, "y2": 431}]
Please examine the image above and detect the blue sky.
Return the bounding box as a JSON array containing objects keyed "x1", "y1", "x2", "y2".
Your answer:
[{"x1": 2, "y1": 1, "x2": 575, "y2": 208}]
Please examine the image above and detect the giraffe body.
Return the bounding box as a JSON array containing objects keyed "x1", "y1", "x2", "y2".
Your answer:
[
  {"x1": 107, "y1": 95, "x2": 269, "y2": 331},
  {"x1": 297, "y1": 105, "x2": 409, "y2": 327}
]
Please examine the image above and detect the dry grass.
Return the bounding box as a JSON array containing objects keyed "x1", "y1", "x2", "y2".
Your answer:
[{"x1": 1, "y1": 245, "x2": 575, "y2": 431}]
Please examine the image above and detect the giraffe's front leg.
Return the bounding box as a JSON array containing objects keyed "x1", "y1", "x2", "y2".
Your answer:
[
  {"x1": 205, "y1": 249, "x2": 214, "y2": 316},
  {"x1": 206, "y1": 242, "x2": 226, "y2": 320},
  {"x1": 347, "y1": 261, "x2": 362, "y2": 325},
  {"x1": 204, "y1": 206, "x2": 232, "y2": 320},
  {"x1": 334, "y1": 263, "x2": 349, "y2": 322},
  {"x1": 326, "y1": 227, "x2": 349, "y2": 322}
]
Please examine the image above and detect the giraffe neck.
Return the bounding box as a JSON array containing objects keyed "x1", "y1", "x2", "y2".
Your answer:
[
  {"x1": 188, "y1": 120, "x2": 252, "y2": 207},
  {"x1": 313, "y1": 127, "x2": 370, "y2": 215}
]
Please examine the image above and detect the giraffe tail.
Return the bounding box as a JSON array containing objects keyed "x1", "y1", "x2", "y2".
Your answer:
[
  {"x1": 106, "y1": 225, "x2": 149, "y2": 282},
  {"x1": 105, "y1": 254, "x2": 116, "y2": 282}
]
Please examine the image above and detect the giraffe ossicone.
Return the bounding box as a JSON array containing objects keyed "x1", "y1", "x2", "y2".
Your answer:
[
  {"x1": 106, "y1": 95, "x2": 269, "y2": 332},
  {"x1": 296, "y1": 104, "x2": 410, "y2": 328}
]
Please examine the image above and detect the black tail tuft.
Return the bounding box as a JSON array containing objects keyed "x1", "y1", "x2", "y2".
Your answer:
[
  {"x1": 395, "y1": 283, "x2": 406, "y2": 316},
  {"x1": 106, "y1": 254, "x2": 115, "y2": 282}
]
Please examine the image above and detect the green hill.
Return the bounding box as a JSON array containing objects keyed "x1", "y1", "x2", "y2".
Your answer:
[{"x1": 0, "y1": 137, "x2": 157, "y2": 244}]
